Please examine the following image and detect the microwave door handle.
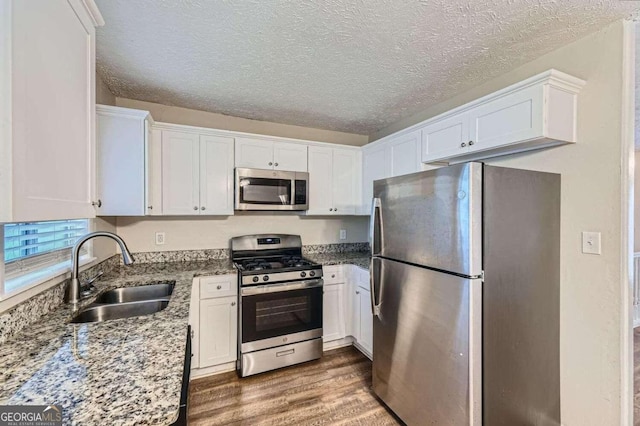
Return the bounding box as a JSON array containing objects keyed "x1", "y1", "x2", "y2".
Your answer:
[{"x1": 370, "y1": 198, "x2": 382, "y2": 256}]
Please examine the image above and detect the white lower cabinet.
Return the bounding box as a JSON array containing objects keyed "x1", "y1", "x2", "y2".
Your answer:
[
  {"x1": 199, "y1": 296, "x2": 238, "y2": 368},
  {"x1": 323, "y1": 283, "x2": 346, "y2": 343},
  {"x1": 321, "y1": 264, "x2": 372, "y2": 359},
  {"x1": 190, "y1": 275, "x2": 238, "y2": 376}
]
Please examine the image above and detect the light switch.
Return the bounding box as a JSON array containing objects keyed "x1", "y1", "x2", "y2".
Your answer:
[
  {"x1": 339, "y1": 229, "x2": 347, "y2": 240},
  {"x1": 582, "y1": 231, "x2": 601, "y2": 255}
]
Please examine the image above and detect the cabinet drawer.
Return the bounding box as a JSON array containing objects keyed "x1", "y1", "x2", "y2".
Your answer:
[
  {"x1": 200, "y1": 275, "x2": 237, "y2": 299},
  {"x1": 323, "y1": 265, "x2": 344, "y2": 284}
]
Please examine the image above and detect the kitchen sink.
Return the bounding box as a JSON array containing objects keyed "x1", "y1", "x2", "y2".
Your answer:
[
  {"x1": 71, "y1": 300, "x2": 170, "y2": 323},
  {"x1": 94, "y1": 281, "x2": 175, "y2": 304}
]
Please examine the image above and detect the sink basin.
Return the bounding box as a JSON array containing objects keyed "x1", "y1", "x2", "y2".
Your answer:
[
  {"x1": 71, "y1": 300, "x2": 170, "y2": 323},
  {"x1": 94, "y1": 282, "x2": 175, "y2": 304}
]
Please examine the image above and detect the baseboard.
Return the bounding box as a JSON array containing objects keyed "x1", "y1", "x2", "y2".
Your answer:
[
  {"x1": 190, "y1": 361, "x2": 236, "y2": 379},
  {"x1": 353, "y1": 342, "x2": 372, "y2": 360},
  {"x1": 323, "y1": 336, "x2": 354, "y2": 351}
]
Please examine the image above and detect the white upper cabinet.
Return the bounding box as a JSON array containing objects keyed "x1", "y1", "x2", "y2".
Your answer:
[
  {"x1": 0, "y1": 0, "x2": 104, "y2": 222},
  {"x1": 235, "y1": 137, "x2": 307, "y2": 171},
  {"x1": 388, "y1": 130, "x2": 422, "y2": 177},
  {"x1": 160, "y1": 128, "x2": 235, "y2": 216},
  {"x1": 162, "y1": 131, "x2": 200, "y2": 216},
  {"x1": 421, "y1": 112, "x2": 471, "y2": 160},
  {"x1": 273, "y1": 142, "x2": 308, "y2": 172},
  {"x1": 361, "y1": 143, "x2": 389, "y2": 215},
  {"x1": 420, "y1": 70, "x2": 585, "y2": 164},
  {"x1": 199, "y1": 135, "x2": 235, "y2": 215},
  {"x1": 307, "y1": 146, "x2": 359, "y2": 215},
  {"x1": 96, "y1": 106, "x2": 152, "y2": 216}
]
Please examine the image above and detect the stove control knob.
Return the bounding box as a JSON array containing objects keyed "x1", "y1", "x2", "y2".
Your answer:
[
  {"x1": 252, "y1": 276, "x2": 259, "y2": 283},
  {"x1": 300, "y1": 271, "x2": 307, "y2": 278},
  {"x1": 309, "y1": 271, "x2": 316, "y2": 277},
  {"x1": 263, "y1": 275, "x2": 269, "y2": 282}
]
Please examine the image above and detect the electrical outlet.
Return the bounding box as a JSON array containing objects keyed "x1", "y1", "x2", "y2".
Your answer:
[
  {"x1": 581, "y1": 231, "x2": 601, "y2": 255},
  {"x1": 155, "y1": 232, "x2": 165, "y2": 245},
  {"x1": 339, "y1": 229, "x2": 347, "y2": 240}
]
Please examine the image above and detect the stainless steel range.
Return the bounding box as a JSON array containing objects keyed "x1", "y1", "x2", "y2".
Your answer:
[{"x1": 231, "y1": 234, "x2": 323, "y2": 377}]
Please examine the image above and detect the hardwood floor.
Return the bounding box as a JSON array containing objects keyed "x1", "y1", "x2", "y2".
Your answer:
[{"x1": 188, "y1": 346, "x2": 402, "y2": 425}]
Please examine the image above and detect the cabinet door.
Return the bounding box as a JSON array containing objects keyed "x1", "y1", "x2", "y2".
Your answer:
[
  {"x1": 332, "y1": 149, "x2": 357, "y2": 215},
  {"x1": 199, "y1": 296, "x2": 238, "y2": 368},
  {"x1": 200, "y1": 135, "x2": 235, "y2": 215},
  {"x1": 161, "y1": 131, "x2": 200, "y2": 215},
  {"x1": 323, "y1": 283, "x2": 346, "y2": 343},
  {"x1": 235, "y1": 137, "x2": 274, "y2": 169},
  {"x1": 351, "y1": 283, "x2": 361, "y2": 342},
  {"x1": 147, "y1": 127, "x2": 163, "y2": 215},
  {"x1": 10, "y1": 0, "x2": 97, "y2": 221},
  {"x1": 388, "y1": 130, "x2": 421, "y2": 177},
  {"x1": 362, "y1": 144, "x2": 388, "y2": 215},
  {"x1": 468, "y1": 85, "x2": 543, "y2": 153},
  {"x1": 421, "y1": 112, "x2": 470, "y2": 162},
  {"x1": 358, "y1": 287, "x2": 373, "y2": 355},
  {"x1": 96, "y1": 110, "x2": 146, "y2": 216},
  {"x1": 307, "y1": 146, "x2": 334, "y2": 215},
  {"x1": 273, "y1": 141, "x2": 308, "y2": 172}
]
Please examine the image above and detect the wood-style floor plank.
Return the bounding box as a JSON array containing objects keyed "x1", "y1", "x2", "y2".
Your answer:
[{"x1": 188, "y1": 346, "x2": 402, "y2": 426}]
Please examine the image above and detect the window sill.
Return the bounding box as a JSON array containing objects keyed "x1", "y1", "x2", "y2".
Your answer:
[{"x1": 0, "y1": 256, "x2": 97, "y2": 312}]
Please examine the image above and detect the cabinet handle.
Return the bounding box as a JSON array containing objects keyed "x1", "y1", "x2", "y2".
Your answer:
[
  {"x1": 274, "y1": 162, "x2": 279, "y2": 167},
  {"x1": 201, "y1": 206, "x2": 206, "y2": 211},
  {"x1": 468, "y1": 140, "x2": 474, "y2": 146},
  {"x1": 331, "y1": 274, "x2": 336, "y2": 278},
  {"x1": 268, "y1": 162, "x2": 273, "y2": 166},
  {"x1": 356, "y1": 290, "x2": 360, "y2": 295},
  {"x1": 329, "y1": 208, "x2": 333, "y2": 212},
  {"x1": 334, "y1": 208, "x2": 338, "y2": 212},
  {"x1": 91, "y1": 199, "x2": 102, "y2": 208},
  {"x1": 193, "y1": 206, "x2": 198, "y2": 210},
  {"x1": 460, "y1": 142, "x2": 467, "y2": 148},
  {"x1": 231, "y1": 301, "x2": 236, "y2": 306},
  {"x1": 217, "y1": 285, "x2": 222, "y2": 290},
  {"x1": 147, "y1": 205, "x2": 153, "y2": 210}
]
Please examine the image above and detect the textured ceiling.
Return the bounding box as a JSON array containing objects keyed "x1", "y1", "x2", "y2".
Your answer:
[{"x1": 95, "y1": 0, "x2": 639, "y2": 135}]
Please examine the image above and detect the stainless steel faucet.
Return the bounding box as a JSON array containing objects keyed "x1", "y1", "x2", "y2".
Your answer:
[{"x1": 65, "y1": 231, "x2": 134, "y2": 306}]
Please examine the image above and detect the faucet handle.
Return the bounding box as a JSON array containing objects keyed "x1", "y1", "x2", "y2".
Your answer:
[{"x1": 83, "y1": 270, "x2": 103, "y2": 287}]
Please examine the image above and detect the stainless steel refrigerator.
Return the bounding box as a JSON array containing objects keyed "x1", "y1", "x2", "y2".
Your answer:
[{"x1": 370, "y1": 162, "x2": 560, "y2": 425}]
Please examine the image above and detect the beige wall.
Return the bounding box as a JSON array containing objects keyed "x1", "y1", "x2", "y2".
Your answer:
[
  {"x1": 92, "y1": 217, "x2": 117, "y2": 261},
  {"x1": 372, "y1": 21, "x2": 629, "y2": 425},
  {"x1": 635, "y1": 151, "x2": 640, "y2": 253},
  {"x1": 115, "y1": 98, "x2": 368, "y2": 146},
  {"x1": 96, "y1": 74, "x2": 116, "y2": 106},
  {"x1": 115, "y1": 215, "x2": 368, "y2": 253}
]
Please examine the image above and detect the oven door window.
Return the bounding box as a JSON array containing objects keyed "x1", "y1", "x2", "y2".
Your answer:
[
  {"x1": 242, "y1": 287, "x2": 323, "y2": 343},
  {"x1": 238, "y1": 178, "x2": 292, "y2": 205}
]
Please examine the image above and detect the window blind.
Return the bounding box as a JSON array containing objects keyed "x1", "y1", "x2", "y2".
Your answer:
[{"x1": 4, "y1": 220, "x2": 89, "y2": 277}]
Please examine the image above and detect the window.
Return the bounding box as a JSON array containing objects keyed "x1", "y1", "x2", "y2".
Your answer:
[{"x1": 2, "y1": 219, "x2": 90, "y2": 295}]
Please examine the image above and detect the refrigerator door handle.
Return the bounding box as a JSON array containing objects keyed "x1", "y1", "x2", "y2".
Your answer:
[
  {"x1": 370, "y1": 257, "x2": 381, "y2": 317},
  {"x1": 369, "y1": 197, "x2": 382, "y2": 256}
]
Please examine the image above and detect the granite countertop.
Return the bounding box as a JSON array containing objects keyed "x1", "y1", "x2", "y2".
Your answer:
[
  {"x1": 0, "y1": 259, "x2": 235, "y2": 426},
  {"x1": 306, "y1": 252, "x2": 371, "y2": 270},
  {"x1": 0, "y1": 253, "x2": 368, "y2": 425}
]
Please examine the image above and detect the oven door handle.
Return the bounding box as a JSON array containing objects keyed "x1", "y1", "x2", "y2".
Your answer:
[{"x1": 241, "y1": 279, "x2": 323, "y2": 295}]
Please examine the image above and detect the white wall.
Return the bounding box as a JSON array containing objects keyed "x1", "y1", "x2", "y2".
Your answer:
[
  {"x1": 115, "y1": 215, "x2": 368, "y2": 253},
  {"x1": 115, "y1": 98, "x2": 369, "y2": 147},
  {"x1": 373, "y1": 20, "x2": 629, "y2": 426},
  {"x1": 635, "y1": 151, "x2": 640, "y2": 253}
]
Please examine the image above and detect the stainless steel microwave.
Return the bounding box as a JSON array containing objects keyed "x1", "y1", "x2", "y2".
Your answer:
[{"x1": 235, "y1": 168, "x2": 309, "y2": 211}]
